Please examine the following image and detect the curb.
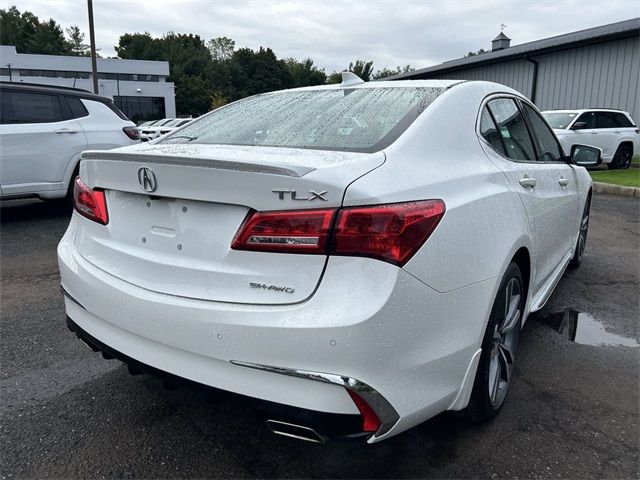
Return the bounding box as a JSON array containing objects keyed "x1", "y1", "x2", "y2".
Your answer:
[{"x1": 592, "y1": 182, "x2": 640, "y2": 198}]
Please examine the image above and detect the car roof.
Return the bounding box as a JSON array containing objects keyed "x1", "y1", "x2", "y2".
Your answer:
[
  {"x1": 270, "y1": 79, "x2": 465, "y2": 94},
  {"x1": 0, "y1": 81, "x2": 115, "y2": 103},
  {"x1": 542, "y1": 108, "x2": 631, "y2": 115}
]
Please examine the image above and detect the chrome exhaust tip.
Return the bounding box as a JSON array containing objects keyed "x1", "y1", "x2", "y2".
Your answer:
[{"x1": 266, "y1": 419, "x2": 325, "y2": 443}]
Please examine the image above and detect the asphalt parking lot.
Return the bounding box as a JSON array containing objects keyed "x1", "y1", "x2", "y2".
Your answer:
[{"x1": 1, "y1": 194, "x2": 638, "y2": 479}]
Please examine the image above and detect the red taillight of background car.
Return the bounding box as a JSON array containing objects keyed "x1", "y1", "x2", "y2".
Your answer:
[
  {"x1": 232, "y1": 200, "x2": 445, "y2": 266},
  {"x1": 231, "y1": 208, "x2": 336, "y2": 254},
  {"x1": 332, "y1": 200, "x2": 446, "y2": 266},
  {"x1": 73, "y1": 177, "x2": 109, "y2": 225},
  {"x1": 122, "y1": 126, "x2": 140, "y2": 140}
]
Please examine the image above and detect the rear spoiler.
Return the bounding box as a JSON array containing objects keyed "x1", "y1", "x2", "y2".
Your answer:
[{"x1": 81, "y1": 151, "x2": 316, "y2": 178}]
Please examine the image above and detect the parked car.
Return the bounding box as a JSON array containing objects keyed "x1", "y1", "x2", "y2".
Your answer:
[
  {"x1": 0, "y1": 82, "x2": 139, "y2": 200},
  {"x1": 59, "y1": 77, "x2": 600, "y2": 444},
  {"x1": 542, "y1": 109, "x2": 638, "y2": 169},
  {"x1": 138, "y1": 120, "x2": 159, "y2": 128},
  {"x1": 139, "y1": 117, "x2": 181, "y2": 142},
  {"x1": 155, "y1": 118, "x2": 193, "y2": 137}
]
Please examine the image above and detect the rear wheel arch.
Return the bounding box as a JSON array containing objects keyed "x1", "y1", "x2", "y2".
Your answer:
[
  {"x1": 511, "y1": 247, "x2": 531, "y2": 316},
  {"x1": 618, "y1": 140, "x2": 634, "y2": 154}
]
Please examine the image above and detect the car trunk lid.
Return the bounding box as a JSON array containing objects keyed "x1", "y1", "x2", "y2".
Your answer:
[{"x1": 75, "y1": 143, "x2": 384, "y2": 305}]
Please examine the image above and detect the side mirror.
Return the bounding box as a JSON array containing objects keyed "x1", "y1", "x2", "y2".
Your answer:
[
  {"x1": 571, "y1": 121, "x2": 588, "y2": 130},
  {"x1": 570, "y1": 144, "x2": 601, "y2": 167}
]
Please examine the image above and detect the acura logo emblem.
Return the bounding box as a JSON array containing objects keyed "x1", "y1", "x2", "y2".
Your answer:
[{"x1": 138, "y1": 167, "x2": 157, "y2": 192}]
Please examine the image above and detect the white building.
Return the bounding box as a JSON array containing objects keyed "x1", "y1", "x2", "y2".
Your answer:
[{"x1": 0, "y1": 45, "x2": 176, "y2": 123}]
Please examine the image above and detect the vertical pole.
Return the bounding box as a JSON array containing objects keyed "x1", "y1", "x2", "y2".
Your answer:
[
  {"x1": 6, "y1": 63, "x2": 12, "y2": 81},
  {"x1": 87, "y1": 0, "x2": 99, "y2": 94}
]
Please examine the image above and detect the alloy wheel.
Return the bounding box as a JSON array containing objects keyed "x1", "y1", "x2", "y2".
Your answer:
[
  {"x1": 576, "y1": 206, "x2": 589, "y2": 262},
  {"x1": 488, "y1": 277, "x2": 522, "y2": 409}
]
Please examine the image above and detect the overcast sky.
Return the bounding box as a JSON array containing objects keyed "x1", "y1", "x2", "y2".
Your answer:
[{"x1": 12, "y1": 0, "x2": 640, "y2": 73}]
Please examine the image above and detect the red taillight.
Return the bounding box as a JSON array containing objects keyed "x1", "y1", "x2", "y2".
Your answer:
[
  {"x1": 73, "y1": 177, "x2": 109, "y2": 225},
  {"x1": 123, "y1": 126, "x2": 140, "y2": 140},
  {"x1": 232, "y1": 200, "x2": 445, "y2": 265},
  {"x1": 231, "y1": 208, "x2": 335, "y2": 254},
  {"x1": 346, "y1": 389, "x2": 381, "y2": 433},
  {"x1": 333, "y1": 200, "x2": 445, "y2": 266}
]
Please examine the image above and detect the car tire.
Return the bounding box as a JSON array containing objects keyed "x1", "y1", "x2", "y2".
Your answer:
[
  {"x1": 611, "y1": 144, "x2": 633, "y2": 169},
  {"x1": 466, "y1": 262, "x2": 523, "y2": 423},
  {"x1": 568, "y1": 195, "x2": 591, "y2": 269}
]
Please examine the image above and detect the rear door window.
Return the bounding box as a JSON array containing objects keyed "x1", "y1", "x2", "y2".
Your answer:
[
  {"x1": 521, "y1": 102, "x2": 564, "y2": 162},
  {"x1": 0, "y1": 90, "x2": 64, "y2": 124},
  {"x1": 487, "y1": 98, "x2": 536, "y2": 161},
  {"x1": 594, "y1": 112, "x2": 617, "y2": 129},
  {"x1": 574, "y1": 112, "x2": 596, "y2": 129}
]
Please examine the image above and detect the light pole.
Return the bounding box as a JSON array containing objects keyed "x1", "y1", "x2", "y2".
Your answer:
[{"x1": 87, "y1": 0, "x2": 99, "y2": 94}]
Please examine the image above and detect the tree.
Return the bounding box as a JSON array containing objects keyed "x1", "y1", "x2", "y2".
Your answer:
[
  {"x1": 207, "y1": 36, "x2": 235, "y2": 62},
  {"x1": 229, "y1": 47, "x2": 293, "y2": 98},
  {"x1": 210, "y1": 91, "x2": 228, "y2": 110},
  {"x1": 284, "y1": 58, "x2": 326, "y2": 87},
  {"x1": 372, "y1": 65, "x2": 415, "y2": 80},
  {"x1": 349, "y1": 60, "x2": 374, "y2": 81},
  {"x1": 0, "y1": 6, "x2": 71, "y2": 55},
  {"x1": 115, "y1": 32, "x2": 164, "y2": 60},
  {"x1": 327, "y1": 59, "x2": 375, "y2": 84},
  {"x1": 465, "y1": 48, "x2": 488, "y2": 57},
  {"x1": 115, "y1": 31, "x2": 216, "y2": 116},
  {"x1": 65, "y1": 25, "x2": 91, "y2": 56}
]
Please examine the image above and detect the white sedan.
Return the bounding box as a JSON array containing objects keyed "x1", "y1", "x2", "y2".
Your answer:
[
  {"x1": 58, "y1": 76, "x2": 599, "y2": 443},
  {"x1": 139, "y1": 118, "x2": 192, "y2": 142}
]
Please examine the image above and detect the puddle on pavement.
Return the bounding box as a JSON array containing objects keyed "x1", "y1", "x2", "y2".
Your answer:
[{"x1": 536, "y1": 309, "x2": 639, "y2": 348}]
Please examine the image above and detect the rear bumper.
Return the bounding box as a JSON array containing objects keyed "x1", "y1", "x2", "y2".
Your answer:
[
  {"x1": 58, "y1": 216, "x2": 497, "y2": 442},
  {"x1": 65, "y1": 314, "x2": 368, "y2": 441}
]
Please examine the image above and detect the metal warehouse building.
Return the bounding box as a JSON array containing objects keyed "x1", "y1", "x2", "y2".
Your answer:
[{"x1": 391, "y1": 18, "x2": 640, "y2": 122}]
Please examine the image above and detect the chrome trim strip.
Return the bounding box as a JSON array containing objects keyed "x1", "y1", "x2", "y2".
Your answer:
[
  {"x1": 230, "y1": 360, "x2": 400, "y2": 439},
  {"x1": 81, "y1": 152, "x2": 315, "y2": 178},
  {"x1": 266, "y1": 419, "x2": 325, "y2": 443}
]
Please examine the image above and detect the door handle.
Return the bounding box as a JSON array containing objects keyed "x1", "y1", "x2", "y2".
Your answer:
[
  {"x1": 590, "y1": 131, "x2": 598, "y2": 134},
  {"x1": 55, "y1": 128, "x2": 79, "y2": 134},
  {"x1": 519, "y1": 175, "x2": 537, "y2": 189},
  {"x1": 558, "y1": 177, "x2": 569, "y2": 187},
  {"x1": 614, "y1": 130, "x2": 621, "y2": 133}
]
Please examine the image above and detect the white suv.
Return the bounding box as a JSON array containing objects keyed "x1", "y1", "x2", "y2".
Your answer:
[
  {"x1": 542, "y1": 109, "x2": 638, "y2": 169},
  {"x1": 0, "y1": 82, "x2": 140, "y2": 200}
]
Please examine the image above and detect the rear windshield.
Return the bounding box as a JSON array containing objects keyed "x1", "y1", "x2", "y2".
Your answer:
[
  {"x1": 160, "y1": 87, "x2": 444, "y2": 153},
  {"x1": 542, "y1": 112, "x2": 578, "y2": 129}
]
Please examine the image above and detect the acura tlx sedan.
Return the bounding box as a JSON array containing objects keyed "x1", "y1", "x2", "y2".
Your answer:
[{"x1": 58, "y1": 75, "x2": 600, "y2": 444}]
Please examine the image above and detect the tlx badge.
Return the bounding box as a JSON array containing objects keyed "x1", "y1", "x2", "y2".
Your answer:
[{"x1": 272, "y1": 189, "x2": 328, "y2": 201}]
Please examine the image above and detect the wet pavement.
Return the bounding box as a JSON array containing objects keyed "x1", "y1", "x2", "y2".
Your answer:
[{"x1": 1, "y1": 194, "x2": 638, "y2": 479}]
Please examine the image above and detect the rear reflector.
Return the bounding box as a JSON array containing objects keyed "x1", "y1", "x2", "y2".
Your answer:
[
  {"x1": 231, "y1": 208, "x2": 335, "y2": 254},
  {"x1": 232, "y1": 200, "x2": 445, "y2": 266},
  {"x1": 73, "y1": 177, "x2": 109, "y2": 225},
  {"x1": 346, "y1": 389, "x2": 381, "y2": 433}
]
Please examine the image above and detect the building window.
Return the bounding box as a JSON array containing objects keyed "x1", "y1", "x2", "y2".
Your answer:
[
  {"x1": 11, "y1": 69, "x2": 159, "y2": 82},
  {"x1": 17, "y1": 69, "x2": 90, "y2": 79},
  {"x1": 114, "y1": 96, "x2": 166, "y2": 123}
]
